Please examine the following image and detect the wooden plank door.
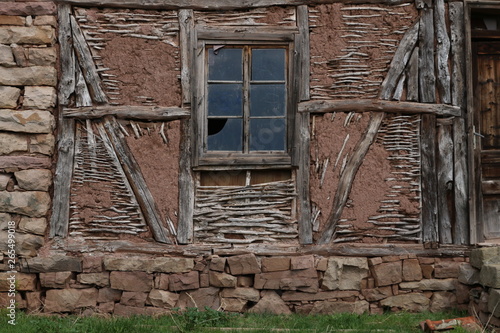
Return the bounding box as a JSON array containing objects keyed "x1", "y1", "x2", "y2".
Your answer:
[{"x1": 474, "y1": 41, "x2": 500, "y2": 241}]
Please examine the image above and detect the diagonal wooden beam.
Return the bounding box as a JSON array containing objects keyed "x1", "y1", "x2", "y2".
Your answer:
[{"x1": 318, "y1": 112, "x2": 385, "y2": 244}]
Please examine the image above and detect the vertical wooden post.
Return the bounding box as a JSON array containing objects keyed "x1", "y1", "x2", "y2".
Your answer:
[
  {"x1": 434, "y1": 0, "x2": 451, "y2": 104},
  {"x1": 177, "y1": 119, "x2": 195, "y2": 244},
  {"x1": 297, "y1": 5, "x2": 310, "y2": 102},
  {"x1": 179, "y1": 9, "x2": 194, "y2": 106},
  {"x1": 437, "y1": 118, "x2": 453, "y2": 244},
  {"x1": 57, "y1": 4, "x2": 75, "y2": 106},
  {"x1": 419, "y1": 2, "x2": 436, "y2": 104}
]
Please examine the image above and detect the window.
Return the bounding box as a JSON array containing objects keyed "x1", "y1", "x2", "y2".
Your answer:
[{"x1": 194, "y1": 38, "x2": 296, "y2": 167}]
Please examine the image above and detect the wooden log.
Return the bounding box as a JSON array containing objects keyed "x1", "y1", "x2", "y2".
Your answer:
[
  {"x1": 50, "y1": 116, "x2": 76, "y2": 238},
  {"x1": 297, "y1": 5, "x2": 310, "y2": 101},
  {"x1": 298, "y1": 99, "x2": 461, "y2": 116},
  {"x1": 0, "y1": 156, "x2": 52, "y2": 172},
  {"x1": 54, "y1": 0, "x2": 413, "y2": 11},
  {"x1": 379, "y1": 21, "x2": 419, "y2": 100},
  {"x1": 406, "y1": 46, "x2": 419, "y2": 102},
  {"x1": 453, "y1": 117, "x2": 469, "y2": 244},
  {"x1": 177, "y1": 119, "x2": 194, "y2": 244},
  {"x1": 178, "y1": 9, "x2": 194, "y2": 105},
  {"x1": 421, "y1": 114, "x2": 438, "y2": 243},
  {"x1": 75, "y1": 62, "x2": 92, "y2": 107},
  {"x1": 63, "y1": 105, "x2": 191, "y2": 120},
  {"x1": 450, "y1": 1, "x2": 466, "y2": 110},
  {"x1": 297, "y1": 112, "x2": 312, "y2": 244},
  {"x1": 418, "y1": 6, "x2": 436, "y2": 103},
  {"x1": 434, "y1": 0, "x2": 451, "y2": 104},
  {"x1": 102, "y1": 117, "x2": 172, "y2": 244},
  {"x1": 70, "y1": 15, "x2": 108, "y2": 104},
  {"x1": 57, "y1": 4, "x2": 75, "y2": 106},
  {"x1": 437, "y1": 118, "x2": 453, "y2": 244},
  {"x1": 318, "y1": 112, "x2": 385, "y2": 244}
]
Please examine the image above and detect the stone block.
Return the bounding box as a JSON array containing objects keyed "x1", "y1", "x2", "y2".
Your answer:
[
  {"x1": 78, "y1": 272, "x2": 110, "y2": 287},
  {"x1": 27, "y1": 47, "x2": 56, "y2": 66},
  {"x1": 434, "y1": 261, "x2": 462, "y2": 278},
  {"x1": 24, "y1": 86, "x2": 57, "y2": 109},
  {"x1": 176, "y1": 287, "x2": 220, "y2": 310},
  {"x1": 209, "y1": 256, "x2": 226, "y2": 272},
  {"x1": 14, "y1": 169, "x2": 52, "y2": 191},
  {"x1": 281, "y1": 290, "x2": 359, "y2": 302},
  {"x1": 0, "y1": 133, "x2": 28, "y2": 154},
  {"x1": 34, "y1": 16, "x2": 57, "y2": 27},
  {"x1": 110, "y1": 271, "x2": 153, "y2": 292},
  {"x1": 455, "y1": 283, "x2": 471, "y2": 304},
  {"x1": 209, "y1": 271, "x2": 236, "y2": 288},
  {"x1": 0, "y1": 191, "x2": 50, "y2": 217},
  {"x1": 380, "y1": 293, "x2": 430, "y2": 312},
  {"x1": 248, "y1": 290, "x2": 291, "y2": 315},
  {"x1": 0, "y1": 45, "x2": 15, "y2": 67},
  {"x1": 221, "y1": 288, "x2": 260, "y2": 302},
  {"x1": 221, "y1": 297, "x2": 247, "y2": 312},
  {"x1": 0, "y1": 67, "x2": 57, "y2": 86},
  {"x1": 0, "y1": 16, "x2": 25, "y2": 26},
  {"x1": 82, "y1": 256, "x2": 103, "y2": 273},
  {"x1": 97, "y1": 288, "x2": 122, "y2": 303},
  {"x1": 322, "y1": 257, "x2": 369, "y2": 290},
  {"x1": 44, "y1": 288, "x2": 98, "y2": 313},
  {"x1": 150, "y1": 257, "x2": 194, "y2": 273},
  {"x1": 488, "y1": 288, "x2": 500, "y2": 317},
  {"x1": 0, "y1": 3, "x2": 57, "y2": 16},
  {"x1": 316, "y1": 257, "x2": 328, "y2": 271},
  {"x1": 237, "y1": 275, "x2": 253, "y2": 287},
  {"x1": 310, "y1": 300, "x2": 369, "y2": 315},
  {"x1": 227, "y1": 254, "x2": 260, "y2": 275},
  {"x1": 40, "y1": 272, "x2": 72, "y2": 288},
  {"x1": 430, "y1": 291, "x2": 457, "y2": 313},
  {"x1": 372, "y1": 261, "x2": 402, "y2": 287},
  {"x1": 147, "y1": 289, "x2": 179, "y2": 308},
  {"x1": 169, "y1": 271, "x2": 199, "y2": 292},
  {"x1": 291, "y1": 255, "x2": 315, "y2": 270},
  {"x1": 361, "y1": 287, "x2": 393, "y2": 302},
  {"x1": 0, "y1": 26, "x2": 54, "y2": 44},
  {"x1": 103, "y1": 256, "x2": 149, "y2": 271},
  {"x1": 261, "y1": 257, "x2": 290, "y2": 272},
  {"x1": 480, "y1": 264, "x2": 500, "y2": 288},
  {"x1": 120, "y1": 291, "x2": 148, "y2": 307},
  {"x1": 254, "y1": 268, "x2": 318, "y2": 293},
  {"x1": 399, "y1": 278, "x2": 457, "y2": 291},
  {"x1": 0, "y1": 109, "x2": 54, "y2": 133},
  {"x1": 421, "y1": 264, "x2": 434, "y2": 279},
  {"x1": 156, "y1": 274, "x2": 169, "y2": 290},
  {"x1": 470, "y1": 247, "x2": 500, "y2": 269},
  {"x1": 0, "y1": 86, "x2": 20, "y2": 108},
  {"x1": 29, "y1": 133, "x2": 54, "y2": 155},
  {"x1": 403, "y1": 259, "x2": 423, "y2": 282},
  {"x1": 0, "y1": 232, "x2": 44, "y2": 257},
  {"x1": 0, "y1": 175, "x2": 10, "y2": 191},
  {"x1": 26, "y1": 291, "x2": 42, "y2": 313},
  {"x1": 0, "y1": 272, "x2": 37, "y2": 291},
  {"x1": 18, "y1": 217, "x2": 47, "y2": 235},
  {"x1": 458, "y1": 263, "x2": 480, "y2": 285},
  {"x1": 22, "y1": 255, "x2": 82, "y2": 273},
  {"x1": 200, "y1": 273, "x2": 209, "y2": 288},
  {"x1": 98, "y1": 301, "x2": 114, "y2": 314}
]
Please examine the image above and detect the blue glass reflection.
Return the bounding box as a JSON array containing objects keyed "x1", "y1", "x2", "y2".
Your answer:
[
  {"x1": 251, "y1": 49, "x2": 286, "y2": 81},
  {"x1": 249, "y1": 118, "x2": 285, "y2": 151},
  {"x1": 250, "y1": 84, "x2": 286, "y2": 117},
  {"x1": 207, "y1": 118, "x2": 242, "y2": 151},
  {"x1": 208, "y1": 47, "x2": 243, "y2": 81},
  {"x1": 208, "y1": 84, "x2": 243, "y2": 117}
]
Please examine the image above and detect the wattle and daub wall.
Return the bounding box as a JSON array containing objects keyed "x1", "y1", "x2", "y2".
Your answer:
[{"x1": 0, "y1": 0, "x2": 498, "y2": 324}]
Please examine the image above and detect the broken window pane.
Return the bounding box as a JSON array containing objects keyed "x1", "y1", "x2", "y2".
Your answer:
[
  {"x1": 249, "y1": 118, "x2": 286, "y2": 151},
  {"x1": 208, "y1": 47, "x2": 243, "y2": 81},
  {"x1": 208, "y1": 84, "x2": 243, "y2": 117},
  {"x1": 251, "y1": 49, "x2": 286, "y2": 81},
  {"x1": 207, "y1": 118, "x2": 242, "y2": 151},
  {"x1": 250, "y1": 84, "x2": 286, "y2": 117}
]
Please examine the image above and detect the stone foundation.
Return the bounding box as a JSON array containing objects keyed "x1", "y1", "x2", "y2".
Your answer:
[{"x1": 0, "y1": 253, "x2": 471, "y2": 316}]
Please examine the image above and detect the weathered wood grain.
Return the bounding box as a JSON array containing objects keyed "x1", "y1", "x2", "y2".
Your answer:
[
  {"x1": 453, "y1": 117, "x2": 469, "y2": 244},
  {"x1": 297, "y1": 5, "x2": 310, "y2": 101},
  {"x1": 434, "y1": 0, "x2": 451, "y2": 104},
  {"x1": 418, "y1": 6, "x2": 436, "y2": 103},
  {"x1": 298, "y1": 99, "x2": 461, "y2": 116},
  {"x1": 406, "y1": 46, "x2": 419, "y2": 102},
  {"x1": 437, "y1": 118, "x2": 453, "y2": 244},
  {"x1": 421, "y1": 114, "x2": 438, "y2": 243},
  {"x1": 179, "y1": 9, "x2": 194, "y2": 105},
  {"x1": 63, "y1": 106, "x2": 190, "y2": 120},
  {"x1": 450, "y1": 1, "x2": 466, "y2": 110},
  {"x1": 177, "y1": 119, "x2": 194, "y2": 244},
  {"x1": 318, "y1": 112, "x2": 385, "y2": 244},
  {"x1": 297, "y1": 112, "x2": 312, "y2": 244},
  {"x1": 57, "y1": 4, "x2": 75, "y2": 106}
]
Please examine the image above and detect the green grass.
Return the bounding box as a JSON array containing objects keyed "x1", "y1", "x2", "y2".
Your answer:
[{"x1": 0, "y1": 308, "x2": 486, "y2": 333}]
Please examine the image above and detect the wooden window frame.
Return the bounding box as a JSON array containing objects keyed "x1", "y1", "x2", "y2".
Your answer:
[{"x1": 192, "y1": 30, "x2": 299, "y2": 168}]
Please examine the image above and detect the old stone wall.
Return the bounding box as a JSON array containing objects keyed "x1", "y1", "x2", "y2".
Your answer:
[
  {"x1": 0, "y1": 2, "x2": 57, "y2": 257},
  {"x1": 0, "y1": 253, "x2": 471, "y2": 316}
]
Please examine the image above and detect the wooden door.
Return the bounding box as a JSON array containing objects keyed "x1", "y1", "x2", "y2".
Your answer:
[{"x1": 474, "y1": 41, "x2": 500, "y2": 241}]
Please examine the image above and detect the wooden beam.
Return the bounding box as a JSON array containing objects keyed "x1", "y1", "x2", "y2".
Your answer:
[
  {"x1": 379, "y1": 21, "x2": 419, "y2": 100},
  {"x1": 102, "y1": 117, "x2": 173, "y2": 244},
  {"x1": 54, "y1": 0, "x2": 413, "y2": 10},
  {"x1": 482, "y1": 180, "x2": 500, "y2": 195},
  {"x1": 177, "y1": 119, "x2": 194, "y2": 244},
  {"x1": 297, "y1": 5, "x2": 310, "y2": 101},
  {"x1": 419, "y1": 4, "x2": 436, "y2": 103},
  {"x1": 298, "y1": 99, "x2": 461, "y2": 116},
  {"x1": 179, "y1": 9, "x2": 194, "y2": 105},
  {"x1": 57, "y1": 4, "x2": 75, "y2": 106},
  {"x1": 406, "y1": 46, "x2": 419, "y2": 102},
  {"x1": 437, "y1": 118, "x2": 453, "y2": 244},
  {"x1": 318, "y1": 112, "x2": 385, "y2": 244},
  {"x1": 450, "y1": 1, "x2": 466, "y2": 110},
  {"x1": 70, "y1": 15, "x2": 107, "y2": 104},
  {"x1": 50, "y1": 116, "x2": 75, "y2": 238},
  {"x1": 297, "y1": 112, "x2": 312, "y2": 244},
  {"x1": 421, "y1": 114, "x2": 439, "y2": 243},
  {"x1": 63, "y1": 106, "x2": 190, "y2": 121},
  {"x1": 435, "y1": 0, "x2": 451, "y2": 104}
]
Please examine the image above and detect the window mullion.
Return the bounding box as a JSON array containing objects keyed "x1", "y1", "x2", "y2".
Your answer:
[{"x1": 243, "y1": 46, "x2": 250, "y2": 154}]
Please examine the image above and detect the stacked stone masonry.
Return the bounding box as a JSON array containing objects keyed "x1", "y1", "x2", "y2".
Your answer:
[
  {"x1": 0, "y1": 2, "x2": 56, "y2": 259},
  {"x1": 0, "y1": 253, "x2": 476, "y2": 316}
]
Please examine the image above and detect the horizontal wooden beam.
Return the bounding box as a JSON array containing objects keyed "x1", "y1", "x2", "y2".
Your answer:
[
  {"x1": 482, "y1": 180, "x2": 500, "y2": 195},
  {"x1": 298, "y1": 99, "x2": 461, "y2": 117},
  {"x1": 63, "y1": 106, "x2": 190, "y2": 121},
  {"x1": 55, "y1": 0, "x2": 412, "y2": 10}
]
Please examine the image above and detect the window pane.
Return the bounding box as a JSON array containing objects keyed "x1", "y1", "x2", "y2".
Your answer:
[
  {"x1": 251, "y1": 49, "x2": 286, "y2": 81},
  {"x1": 250, "y1": 84, "x2": 286, "y2": 117},
  {"x1": 250, "y1": 118, "x2": 286, "y2": 151},
  {"x1": 207, "y1": 118, "x2": 242, "y2": 151},
  {"x1": 208, "y1": 47, "x2": 243, "y2": 81},
  {"x1": 208, "y1": 84, "x2": 243, "y2": 117}
]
